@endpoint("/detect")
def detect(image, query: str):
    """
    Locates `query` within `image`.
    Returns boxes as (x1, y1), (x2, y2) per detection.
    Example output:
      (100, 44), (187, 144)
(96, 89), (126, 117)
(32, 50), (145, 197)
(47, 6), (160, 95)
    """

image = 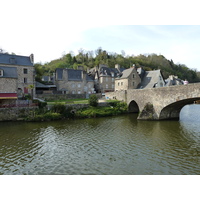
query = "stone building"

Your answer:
(165, 75), (183, 86)
(115, 65), (141, 91)
(88, 64), (125, 93)
(55, 68), (95, 95)
(0, 53), (35, 103)
(115, 65), (166, 91)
